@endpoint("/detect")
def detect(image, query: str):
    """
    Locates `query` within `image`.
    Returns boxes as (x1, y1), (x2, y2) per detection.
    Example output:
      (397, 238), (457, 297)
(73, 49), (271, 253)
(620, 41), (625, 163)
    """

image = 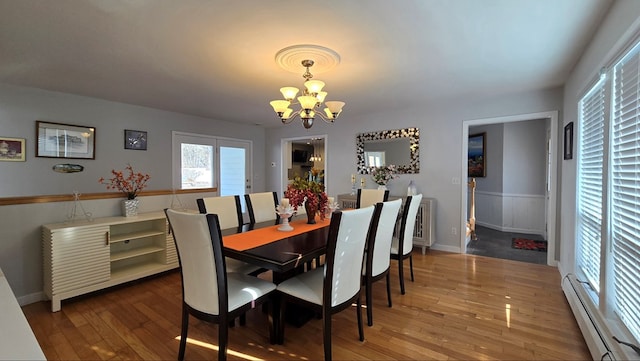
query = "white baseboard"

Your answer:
(430, 243), (460, 253)
(16, 291), (45, 306)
